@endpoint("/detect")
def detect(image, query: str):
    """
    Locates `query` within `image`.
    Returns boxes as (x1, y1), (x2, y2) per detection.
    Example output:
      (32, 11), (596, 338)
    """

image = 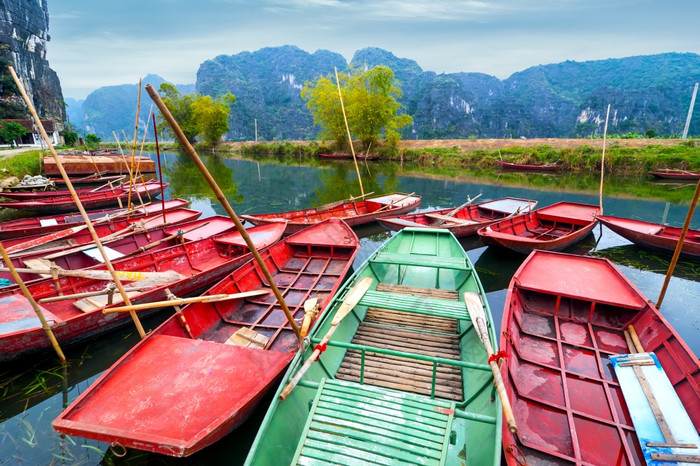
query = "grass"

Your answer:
(0, 150), (44, 178)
